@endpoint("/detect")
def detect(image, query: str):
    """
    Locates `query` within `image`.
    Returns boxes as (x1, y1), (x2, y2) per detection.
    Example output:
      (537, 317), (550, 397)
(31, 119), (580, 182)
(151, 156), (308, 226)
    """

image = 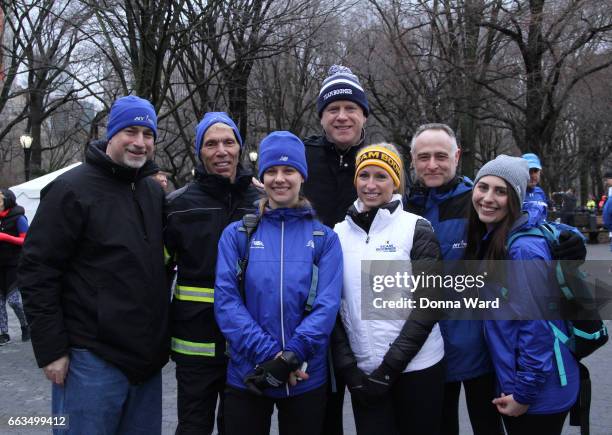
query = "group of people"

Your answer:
(14, 65), (592, 435)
